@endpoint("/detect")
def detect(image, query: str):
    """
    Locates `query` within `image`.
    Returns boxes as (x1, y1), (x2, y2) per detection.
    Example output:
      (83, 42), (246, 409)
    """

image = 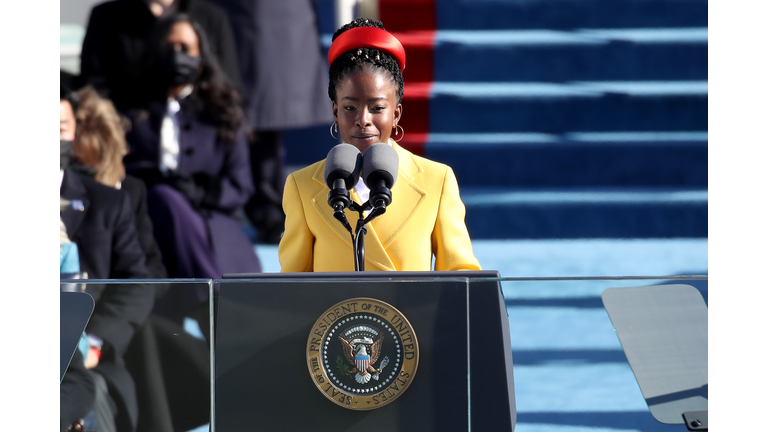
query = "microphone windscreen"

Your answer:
(362, 143), (399, 189)
(324, 143), (363, 190)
